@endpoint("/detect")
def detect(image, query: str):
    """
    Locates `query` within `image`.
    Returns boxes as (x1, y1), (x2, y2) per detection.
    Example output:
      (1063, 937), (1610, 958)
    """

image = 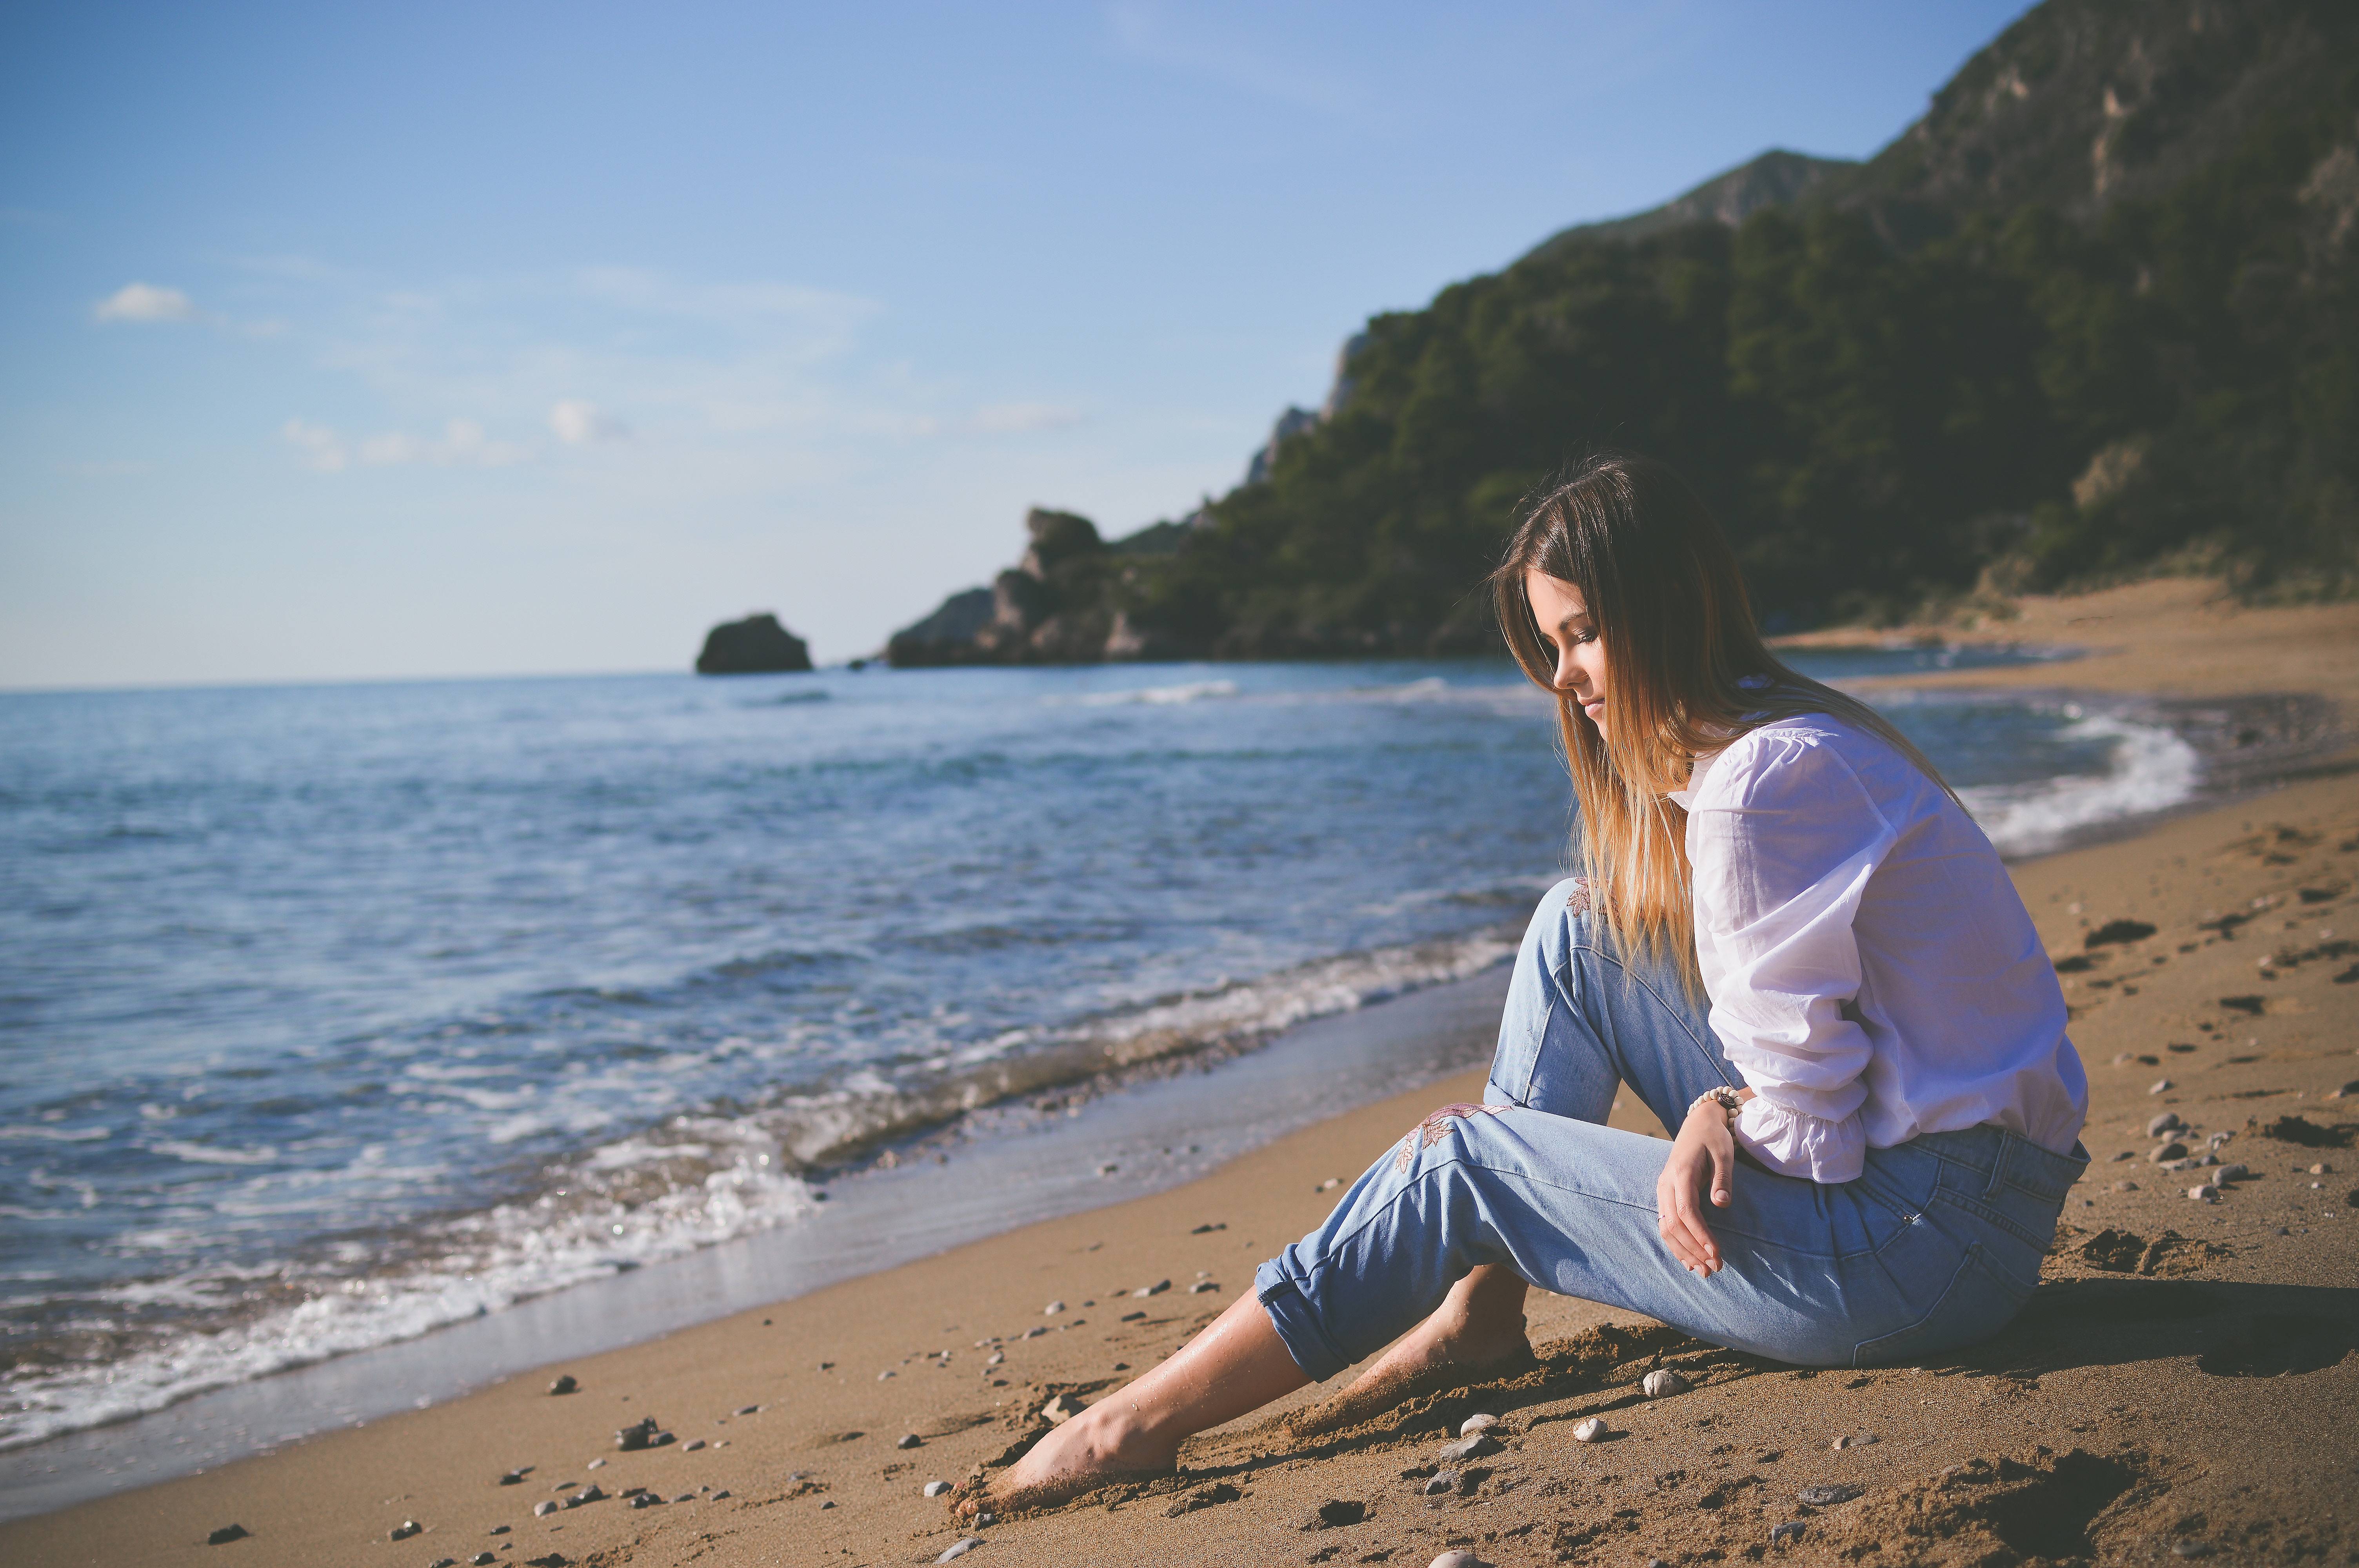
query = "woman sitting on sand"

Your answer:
(959, 451), (2088, 1517)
